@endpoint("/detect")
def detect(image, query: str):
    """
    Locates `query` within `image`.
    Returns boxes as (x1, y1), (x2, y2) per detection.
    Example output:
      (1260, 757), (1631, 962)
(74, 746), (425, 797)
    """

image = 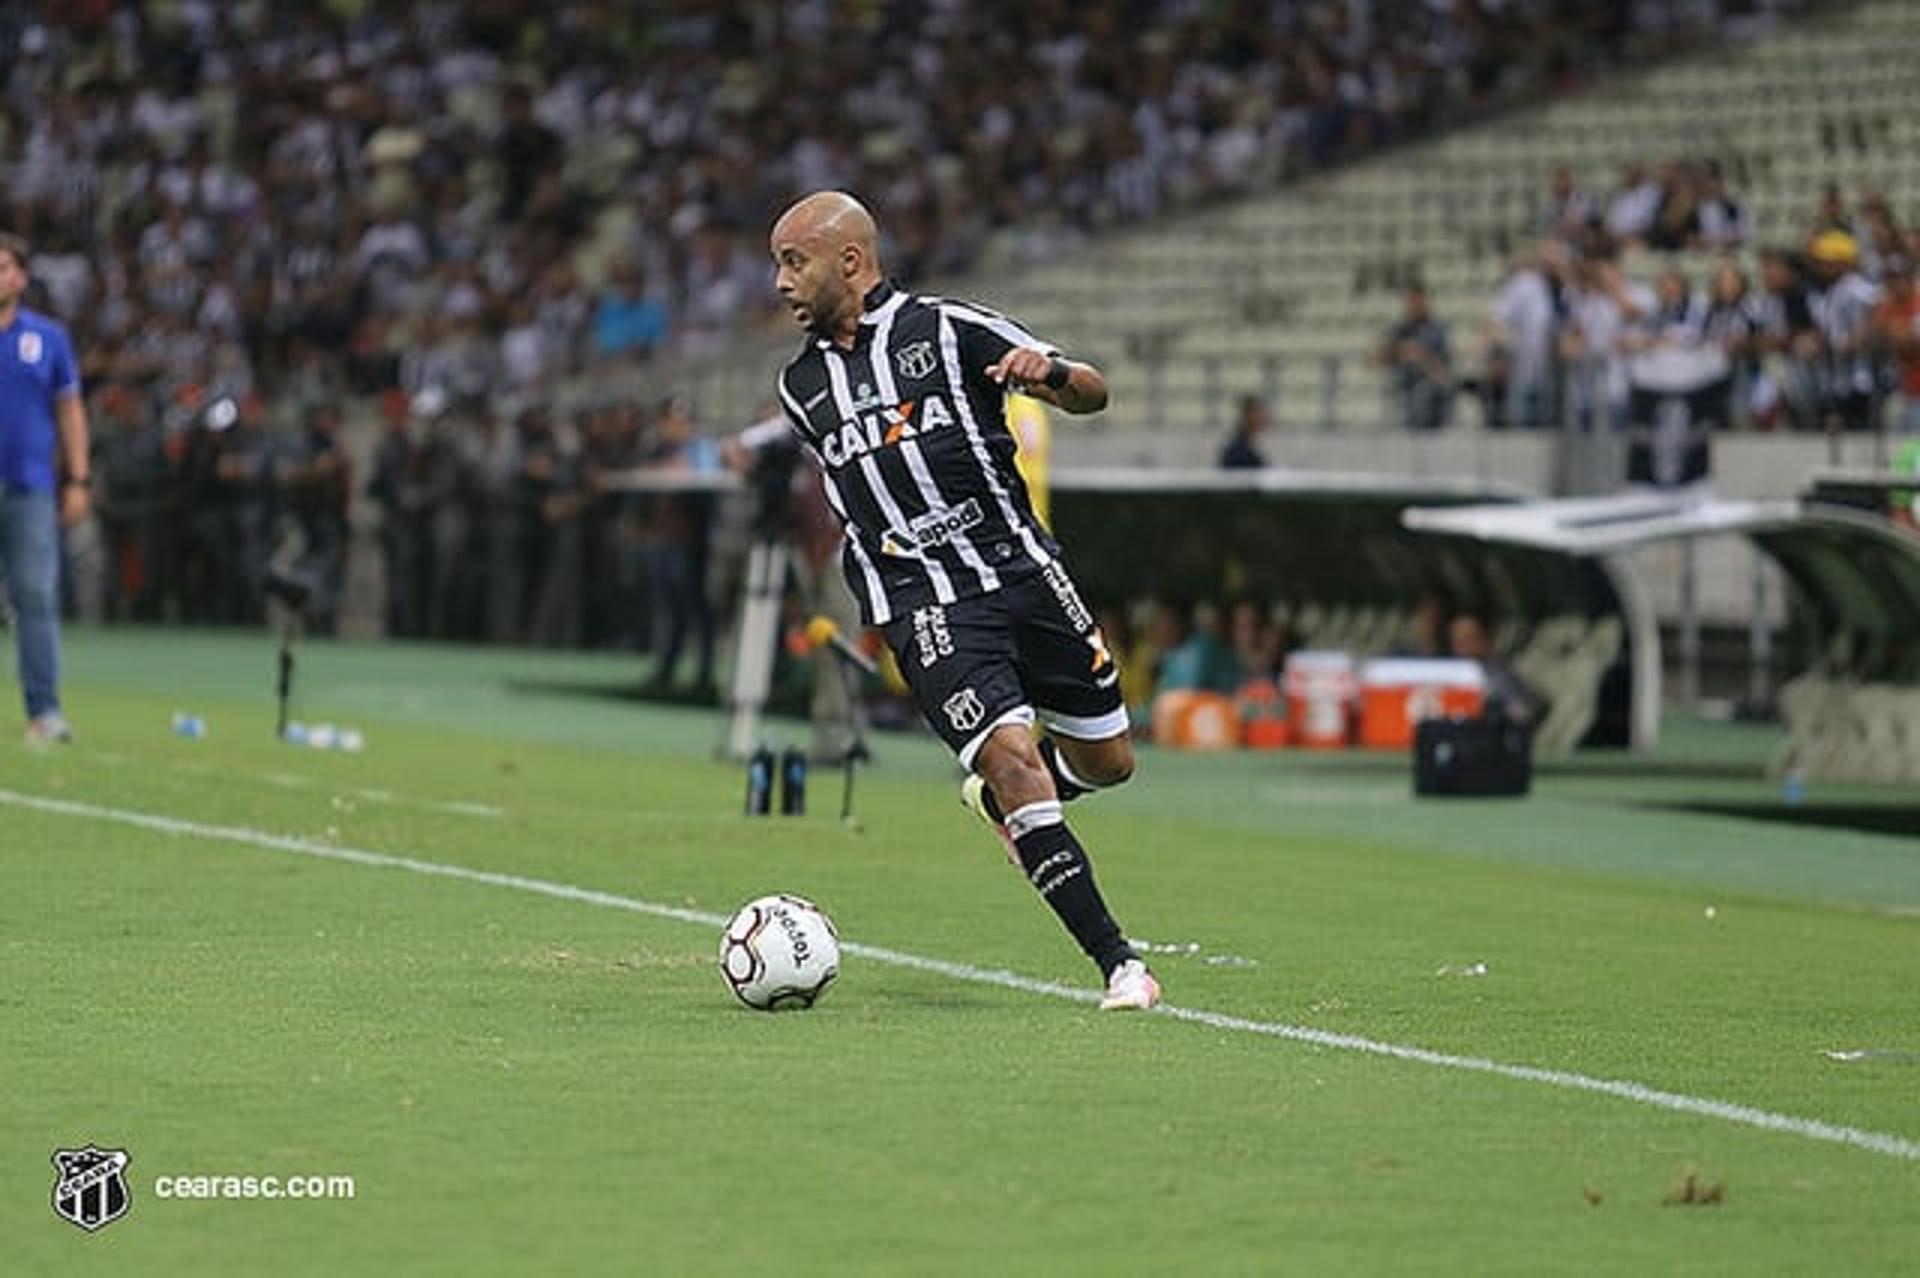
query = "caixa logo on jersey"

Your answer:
(52, 1145), (132, 1232)
(821, 394), (956, 469)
